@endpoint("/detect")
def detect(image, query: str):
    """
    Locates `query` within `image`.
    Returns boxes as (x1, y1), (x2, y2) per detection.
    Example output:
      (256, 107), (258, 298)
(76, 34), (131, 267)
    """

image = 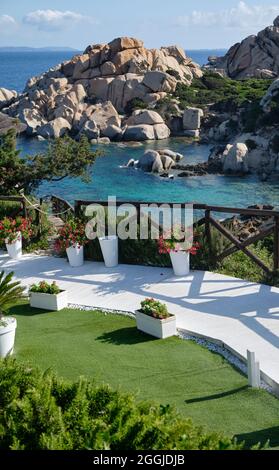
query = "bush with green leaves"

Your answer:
(29, 281), (61, 295)
(140, 298), (170, 319)
(0, 271), (25, 320)
(174, 72), (272, 112)
(0, 359), (243, 450)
